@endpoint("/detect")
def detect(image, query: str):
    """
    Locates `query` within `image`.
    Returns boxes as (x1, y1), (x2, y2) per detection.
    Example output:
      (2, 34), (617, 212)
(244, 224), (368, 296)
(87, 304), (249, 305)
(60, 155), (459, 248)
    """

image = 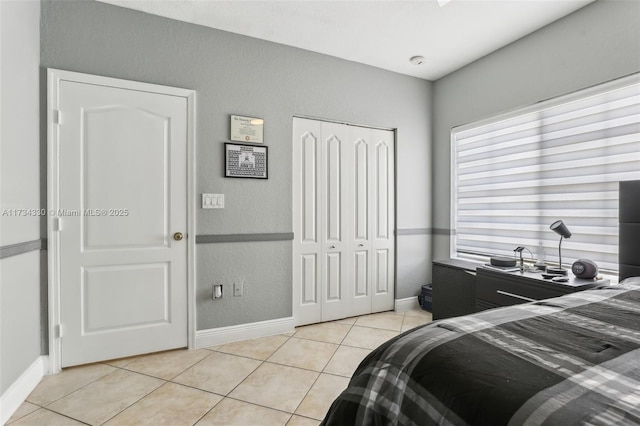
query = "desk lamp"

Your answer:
(548, 220), (571, 275)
